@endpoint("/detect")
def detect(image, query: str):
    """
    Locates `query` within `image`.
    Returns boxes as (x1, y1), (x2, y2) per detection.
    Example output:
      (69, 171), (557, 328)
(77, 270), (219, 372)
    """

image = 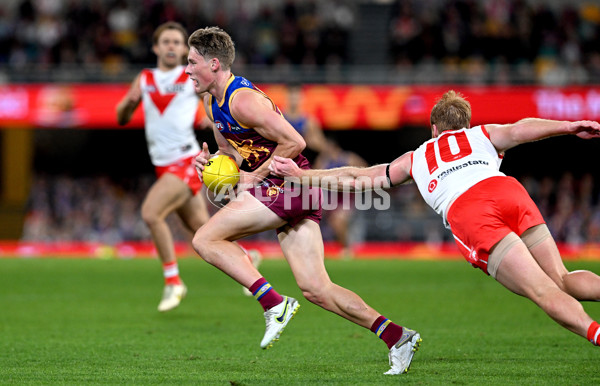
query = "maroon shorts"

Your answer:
(249, 174), (322, 233)
(447, 176), (544, 274)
